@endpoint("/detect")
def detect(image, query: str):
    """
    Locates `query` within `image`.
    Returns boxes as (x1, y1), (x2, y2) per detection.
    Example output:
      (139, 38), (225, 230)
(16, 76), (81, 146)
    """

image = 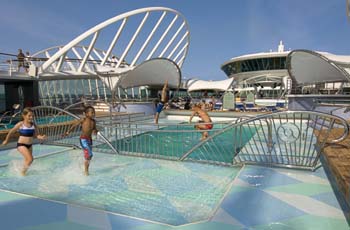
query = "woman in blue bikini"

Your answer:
(2, 107), (47, 175)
